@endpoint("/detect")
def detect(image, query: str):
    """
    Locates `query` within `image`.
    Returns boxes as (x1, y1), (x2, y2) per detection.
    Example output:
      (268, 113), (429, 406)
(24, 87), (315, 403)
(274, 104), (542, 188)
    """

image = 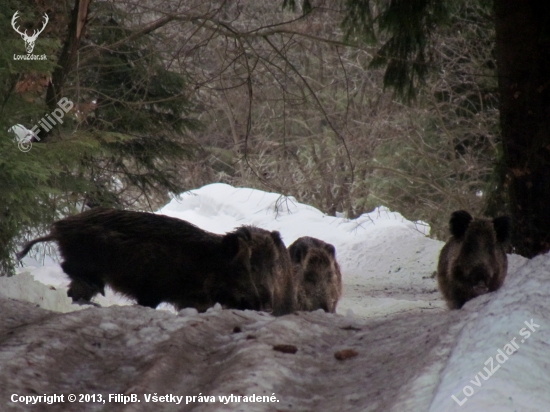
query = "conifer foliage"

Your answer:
(342, 0), (448, 100)
(0, 0), (198, 274)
